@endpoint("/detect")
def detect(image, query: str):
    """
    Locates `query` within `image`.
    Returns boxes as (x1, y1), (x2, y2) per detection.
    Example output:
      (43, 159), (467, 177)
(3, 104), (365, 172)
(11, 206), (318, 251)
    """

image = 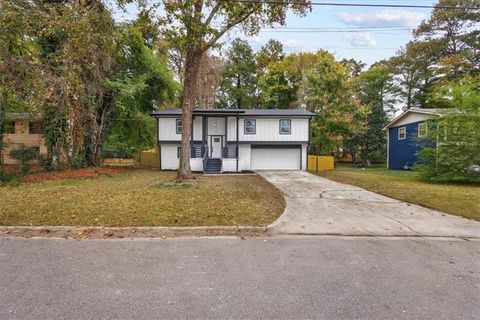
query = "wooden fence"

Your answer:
(307, 155), (334, 172)
(137, 147), (160, 168)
